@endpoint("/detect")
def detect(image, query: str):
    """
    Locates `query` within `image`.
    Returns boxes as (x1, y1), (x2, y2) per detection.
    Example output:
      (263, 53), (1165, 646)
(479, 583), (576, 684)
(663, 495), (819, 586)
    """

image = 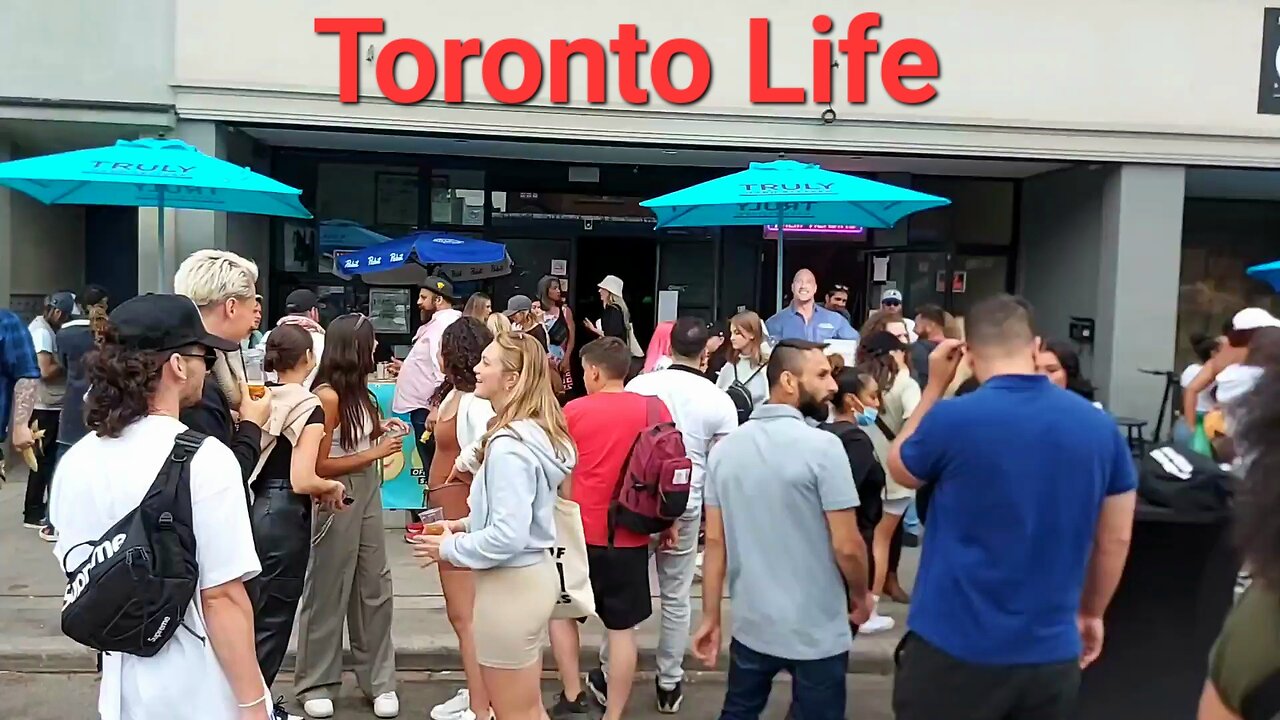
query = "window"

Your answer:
(431, 169), (486, 226)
